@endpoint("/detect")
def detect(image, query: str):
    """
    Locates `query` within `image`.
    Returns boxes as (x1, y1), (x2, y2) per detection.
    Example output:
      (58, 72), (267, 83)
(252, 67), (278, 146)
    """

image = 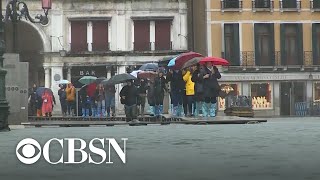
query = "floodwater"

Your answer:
(1, 118), (320, 180)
